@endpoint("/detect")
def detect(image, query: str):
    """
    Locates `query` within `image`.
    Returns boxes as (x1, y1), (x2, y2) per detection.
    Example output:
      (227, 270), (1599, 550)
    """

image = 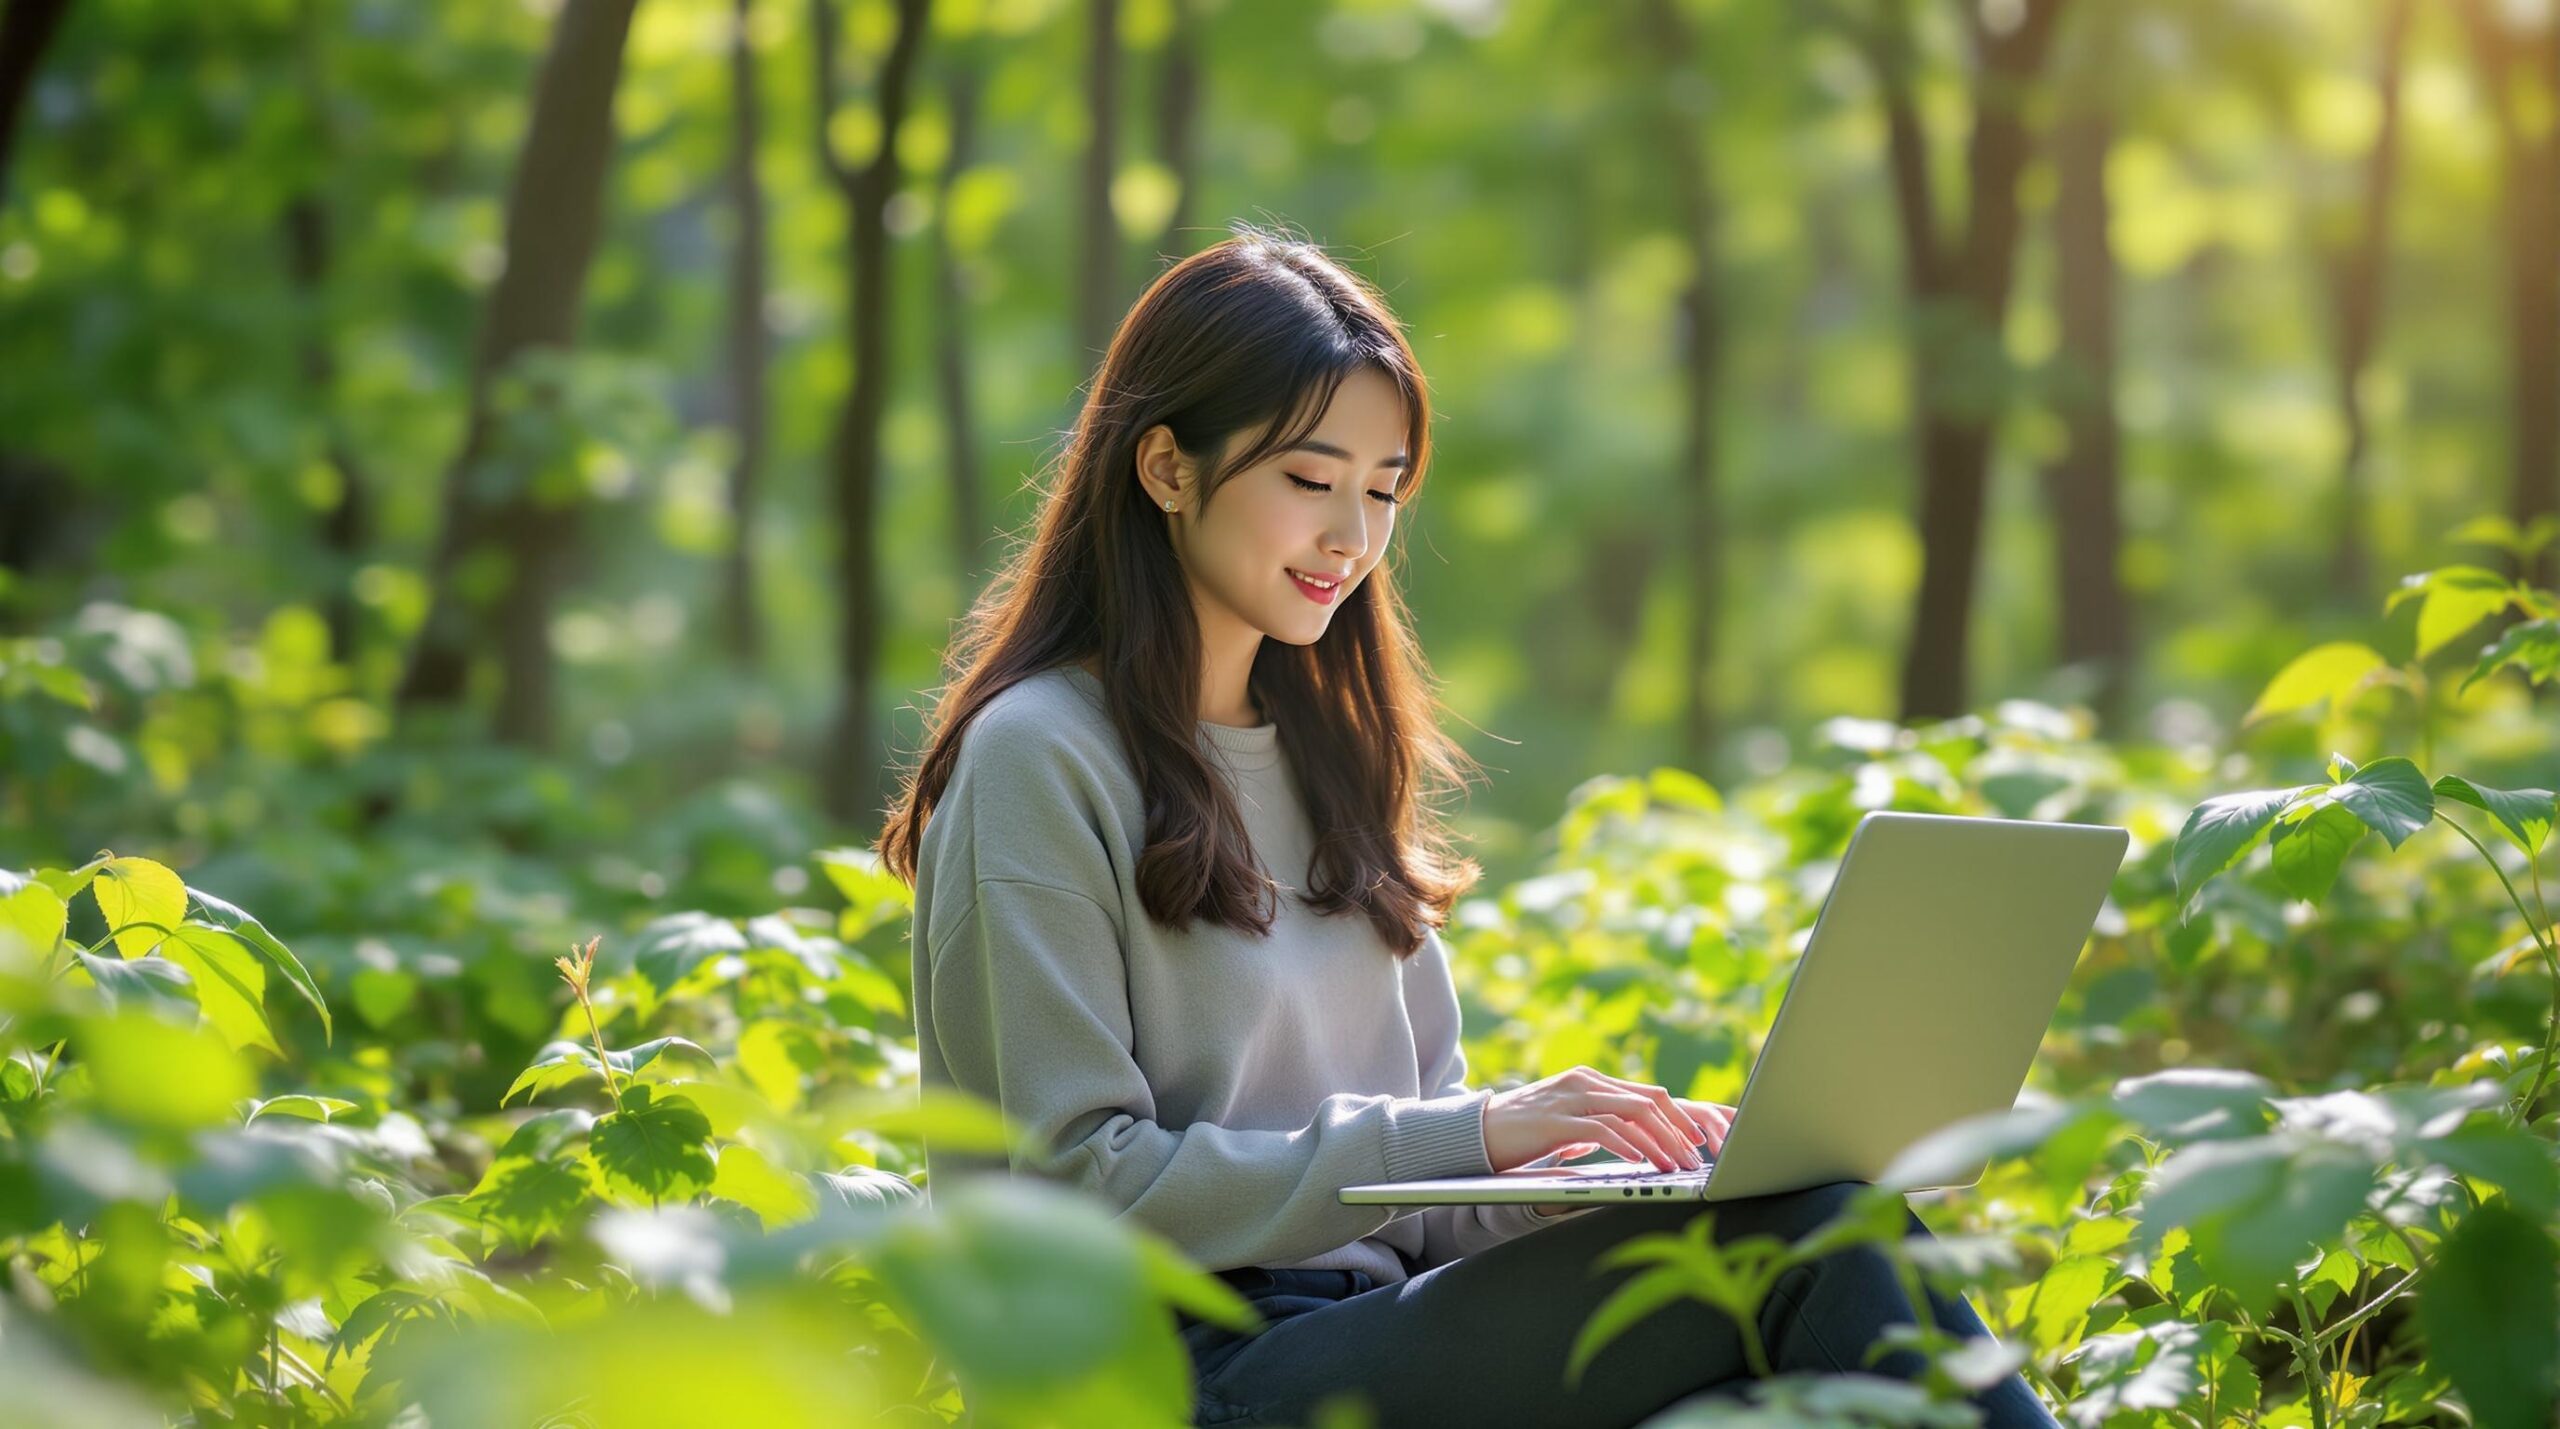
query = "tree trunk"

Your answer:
(720, 0), (769, 667)
(931, 53), (987, 586)
(2040, 107), (2131, 733)
(2455, 0), (2560, 594)
(394, 0), (640, 748)
(1074, 0), (1121, 370)
(1639, 0), (1726, 771)
(1154, 0), (1202, 253)
(1851, 0), (2068, 723)
(2326, 0), (2413, 604)
(282, 0), (374, 669)
(0, 0), (71, 199)
(812, 0), (930, 828)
